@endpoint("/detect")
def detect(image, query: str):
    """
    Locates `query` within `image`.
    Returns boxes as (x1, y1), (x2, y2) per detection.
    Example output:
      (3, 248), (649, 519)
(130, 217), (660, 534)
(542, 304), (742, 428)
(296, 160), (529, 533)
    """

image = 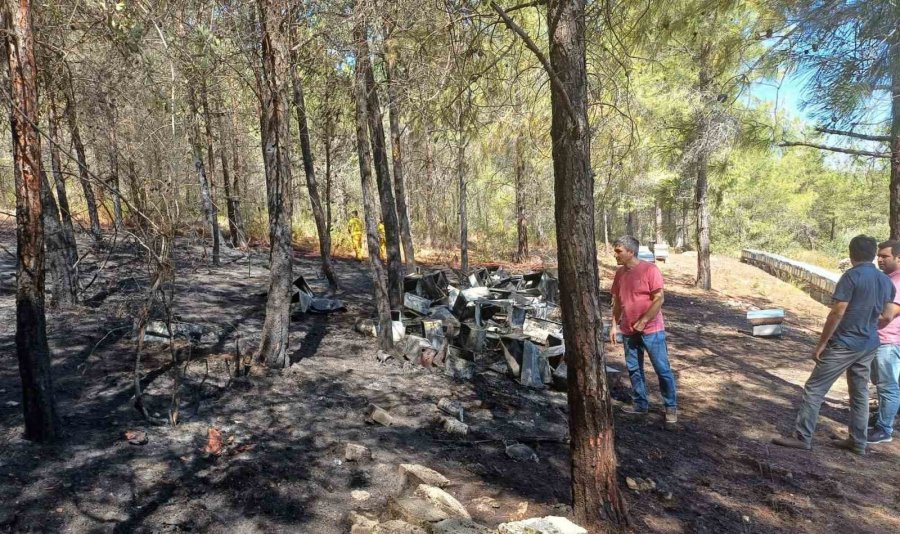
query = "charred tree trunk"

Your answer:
(103, 98), (122, 230)
(290, 45), (338, 290)
(360, 26), (403, 309)
(187, 84), (221, 266)
(3, 0), (61, 442)
(383, 22), (415, 268)
(62, 69), (101, 243)
(254, 0), (294, 368)
(514, 133), (528, 262)
(41, 172), (77, 307)
(354, 25), (392, 349)
(547, 0), (628, 530)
